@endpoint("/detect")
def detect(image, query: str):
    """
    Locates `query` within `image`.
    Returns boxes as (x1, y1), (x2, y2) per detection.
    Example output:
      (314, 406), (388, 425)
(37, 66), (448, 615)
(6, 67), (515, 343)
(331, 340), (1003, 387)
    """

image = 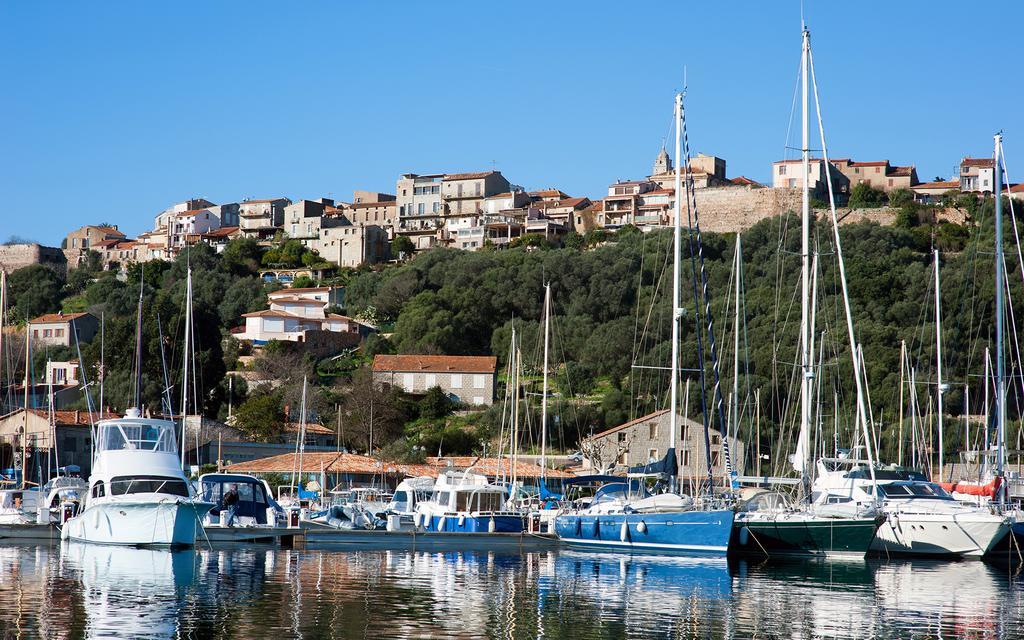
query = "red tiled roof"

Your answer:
(530, 189), (569, 198)
(889, 166), (915, 177)
(91, 226), (125, 237)
(177, 209), (210, 217)
(270, 296), (325, 304)
(225, 452), (414, 475)
(93, 239), (120, 249)
(241, 309), (305, 319)
(962, 157), (994, 168)
(913, 180), (959, 190)
(372, 354), (497, 374)
(426, 456), (573, 479)
(202, 226), (239, 238)
(730, 176), (762, 186)
(846, 160), (889, 167)
(29, 312), (90, 324)
(1009, 183), (1024, 193)
(282, 422), (334, 435)
(325, 313), (355, 320)
(17, 408), (119, 426)
(444, 171), (497, 181)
